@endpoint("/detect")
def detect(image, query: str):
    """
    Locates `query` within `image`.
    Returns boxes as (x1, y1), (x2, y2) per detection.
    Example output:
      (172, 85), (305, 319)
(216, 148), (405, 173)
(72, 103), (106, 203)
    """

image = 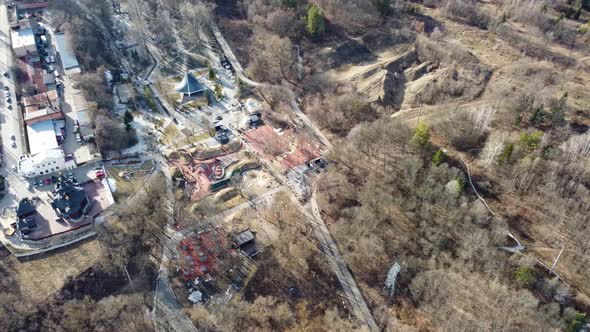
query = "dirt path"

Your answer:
(307, 183), (379, 331)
